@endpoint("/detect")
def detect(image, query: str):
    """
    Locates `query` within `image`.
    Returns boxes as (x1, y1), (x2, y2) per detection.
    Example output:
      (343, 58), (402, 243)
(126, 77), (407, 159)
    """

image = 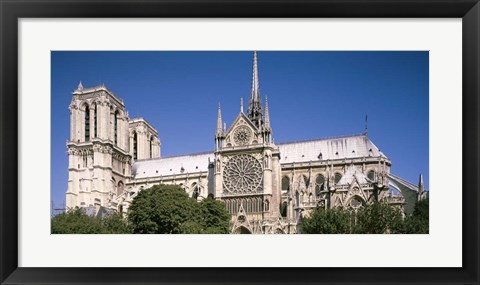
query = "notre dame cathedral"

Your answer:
(65, 52), (427, 234)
